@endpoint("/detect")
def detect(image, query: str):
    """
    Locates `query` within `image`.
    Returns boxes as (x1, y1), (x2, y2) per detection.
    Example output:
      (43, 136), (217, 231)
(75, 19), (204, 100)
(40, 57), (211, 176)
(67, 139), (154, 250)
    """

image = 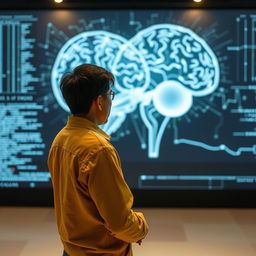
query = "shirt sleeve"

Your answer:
(87, 146), (148, 243)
